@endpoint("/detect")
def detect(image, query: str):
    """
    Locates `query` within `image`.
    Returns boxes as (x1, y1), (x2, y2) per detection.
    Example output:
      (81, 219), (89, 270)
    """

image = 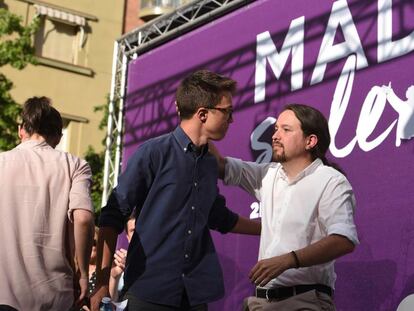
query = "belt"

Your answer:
(255, 284), (333, 301)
